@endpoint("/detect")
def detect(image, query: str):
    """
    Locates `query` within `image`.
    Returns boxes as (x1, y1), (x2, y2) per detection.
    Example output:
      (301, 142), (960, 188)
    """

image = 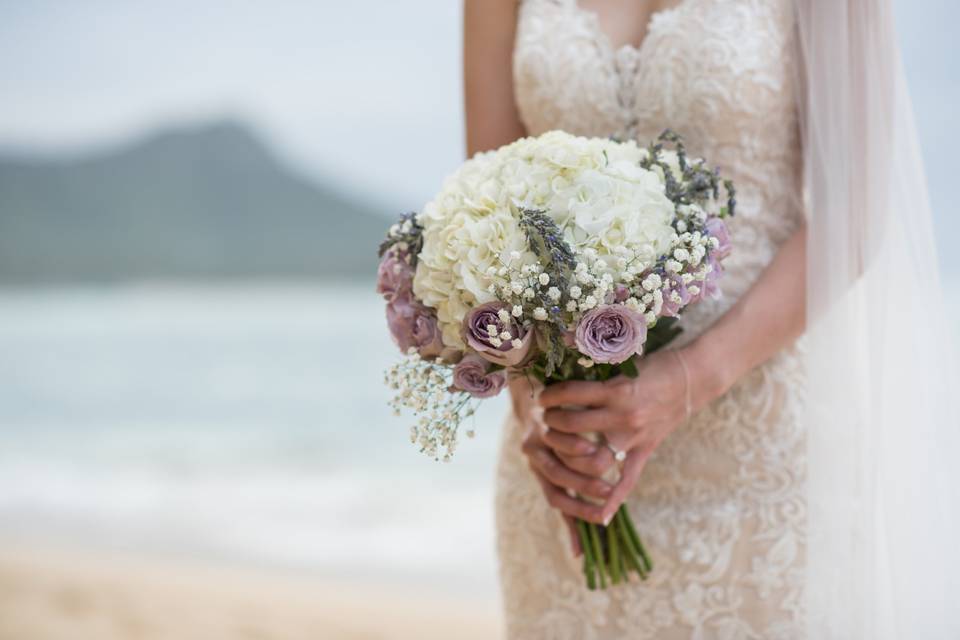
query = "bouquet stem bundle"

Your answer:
(535, 315), (681, 589)
(577, 508), (652, 589)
